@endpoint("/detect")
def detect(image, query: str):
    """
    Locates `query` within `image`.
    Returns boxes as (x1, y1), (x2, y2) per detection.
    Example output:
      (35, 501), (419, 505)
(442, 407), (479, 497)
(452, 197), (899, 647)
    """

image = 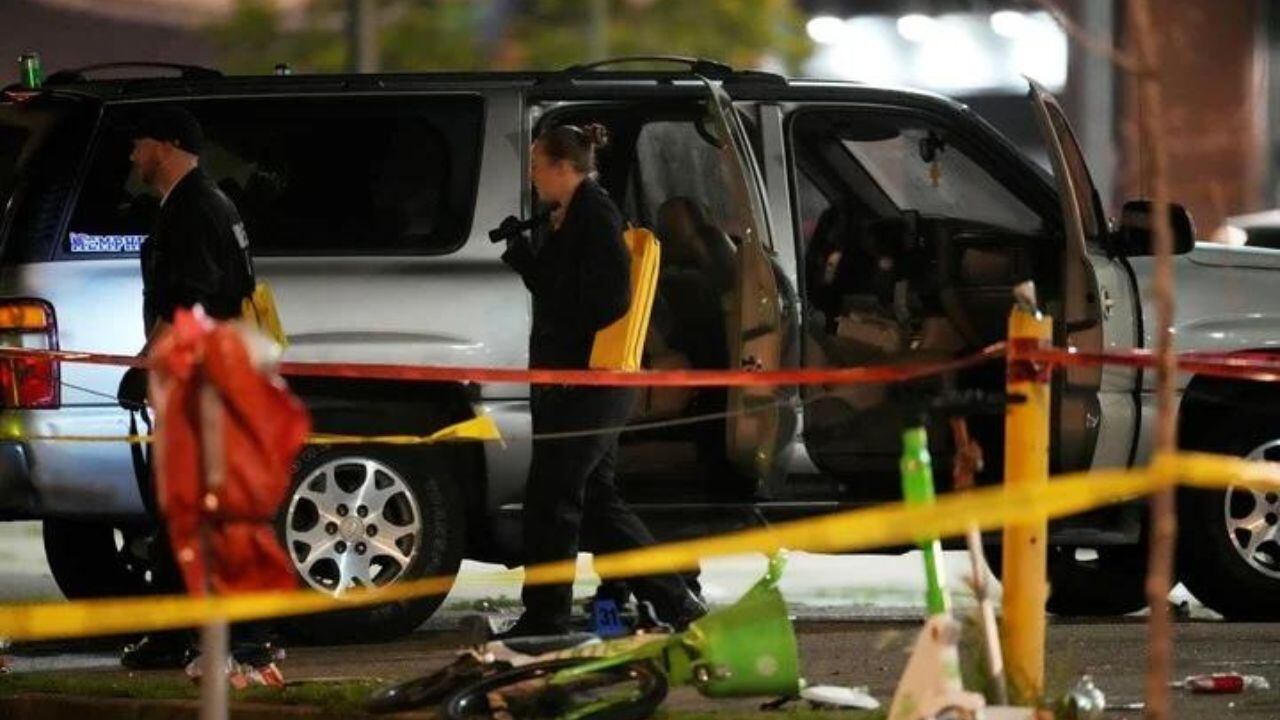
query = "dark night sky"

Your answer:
(1, 0), (215, 85)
